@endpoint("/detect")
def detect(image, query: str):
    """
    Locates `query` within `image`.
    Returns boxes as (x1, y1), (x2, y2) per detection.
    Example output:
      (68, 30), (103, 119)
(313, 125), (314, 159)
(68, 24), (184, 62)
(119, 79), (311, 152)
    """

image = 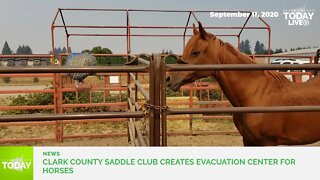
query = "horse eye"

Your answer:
(191, 51), (200, 57)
